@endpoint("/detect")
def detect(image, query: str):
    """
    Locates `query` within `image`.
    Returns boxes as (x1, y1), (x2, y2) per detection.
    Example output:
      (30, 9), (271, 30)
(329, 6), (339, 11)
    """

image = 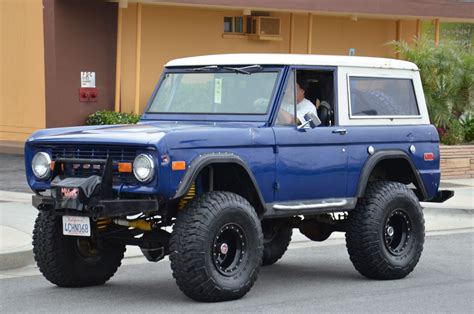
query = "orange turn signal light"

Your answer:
(50, 161), (63, 170)
(118, 162), (133, 173)
(172, 161), (186, 171)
